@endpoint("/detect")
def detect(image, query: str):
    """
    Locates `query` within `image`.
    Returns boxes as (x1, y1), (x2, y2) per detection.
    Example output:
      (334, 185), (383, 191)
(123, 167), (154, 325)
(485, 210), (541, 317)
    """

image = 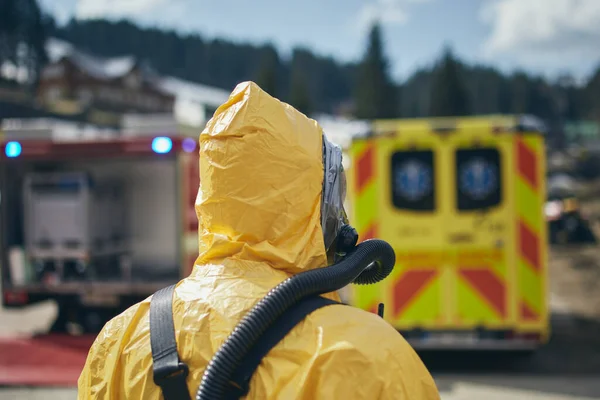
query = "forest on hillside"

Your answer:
(2, 0), (600, 125)
(47, 19), (600, 124)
